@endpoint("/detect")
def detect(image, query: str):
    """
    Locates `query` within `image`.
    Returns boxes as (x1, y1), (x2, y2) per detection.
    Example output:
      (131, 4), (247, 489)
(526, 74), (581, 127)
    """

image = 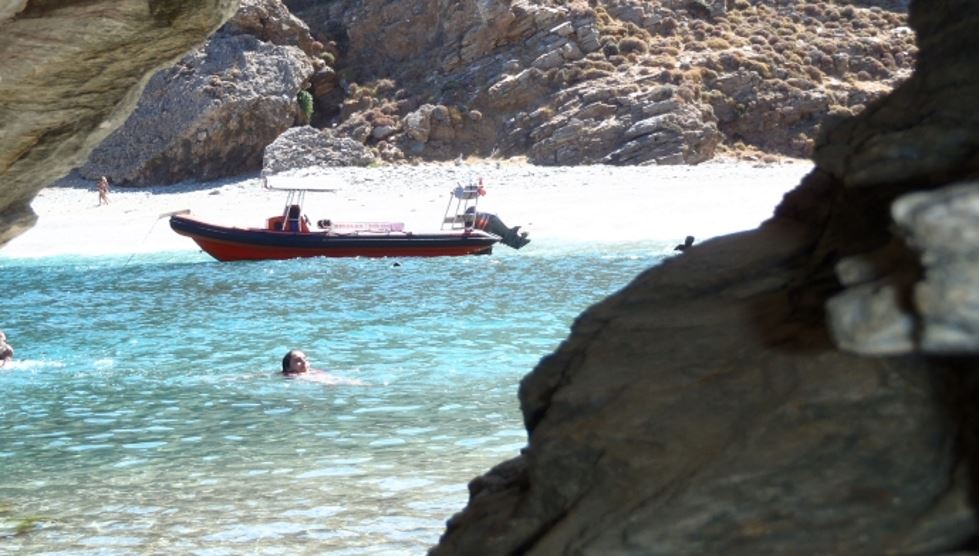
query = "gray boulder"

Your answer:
(224, 0), (324, 58)
(828, 182), (979, 354)
(81, 33), (312, 185)
(262, 126), (375, 175)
